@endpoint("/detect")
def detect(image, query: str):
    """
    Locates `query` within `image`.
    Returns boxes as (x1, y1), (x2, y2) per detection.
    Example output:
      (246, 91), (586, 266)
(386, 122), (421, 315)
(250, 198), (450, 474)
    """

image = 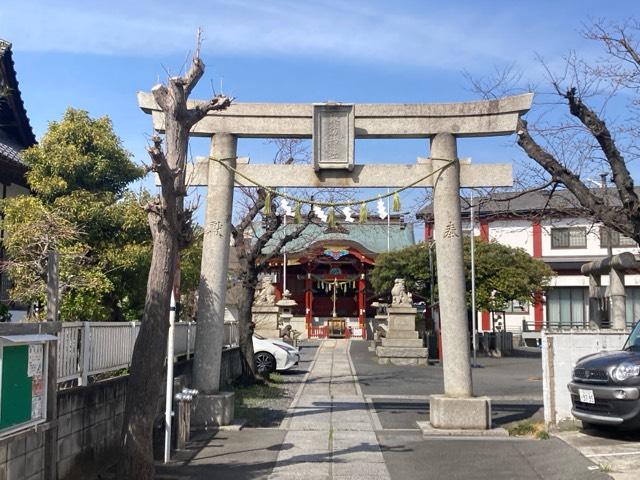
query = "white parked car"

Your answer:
(253, 334), (300, 374)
